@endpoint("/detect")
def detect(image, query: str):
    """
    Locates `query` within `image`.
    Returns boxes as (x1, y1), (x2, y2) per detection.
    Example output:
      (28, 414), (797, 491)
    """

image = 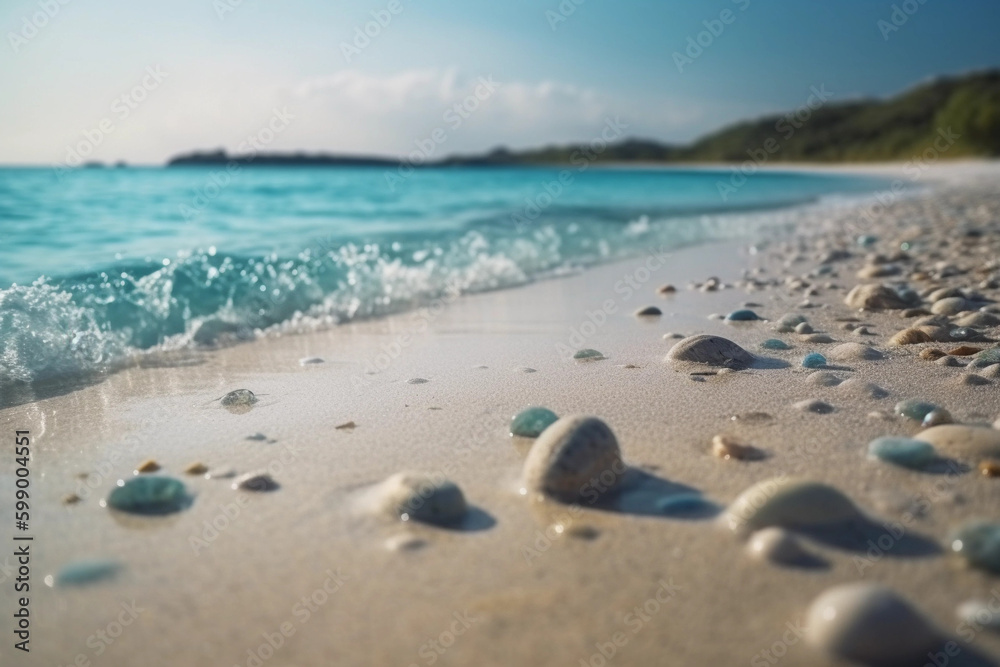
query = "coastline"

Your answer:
(4, 160), (1000, 665)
